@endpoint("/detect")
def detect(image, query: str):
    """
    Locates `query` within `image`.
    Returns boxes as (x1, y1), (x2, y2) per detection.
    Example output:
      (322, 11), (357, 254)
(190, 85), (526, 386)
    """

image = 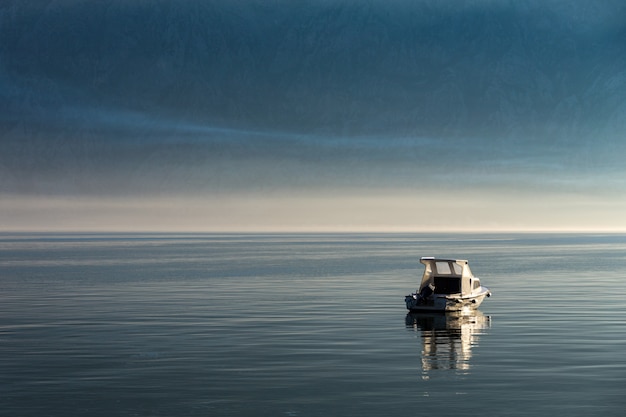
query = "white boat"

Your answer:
(405, 257), (491, 312)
